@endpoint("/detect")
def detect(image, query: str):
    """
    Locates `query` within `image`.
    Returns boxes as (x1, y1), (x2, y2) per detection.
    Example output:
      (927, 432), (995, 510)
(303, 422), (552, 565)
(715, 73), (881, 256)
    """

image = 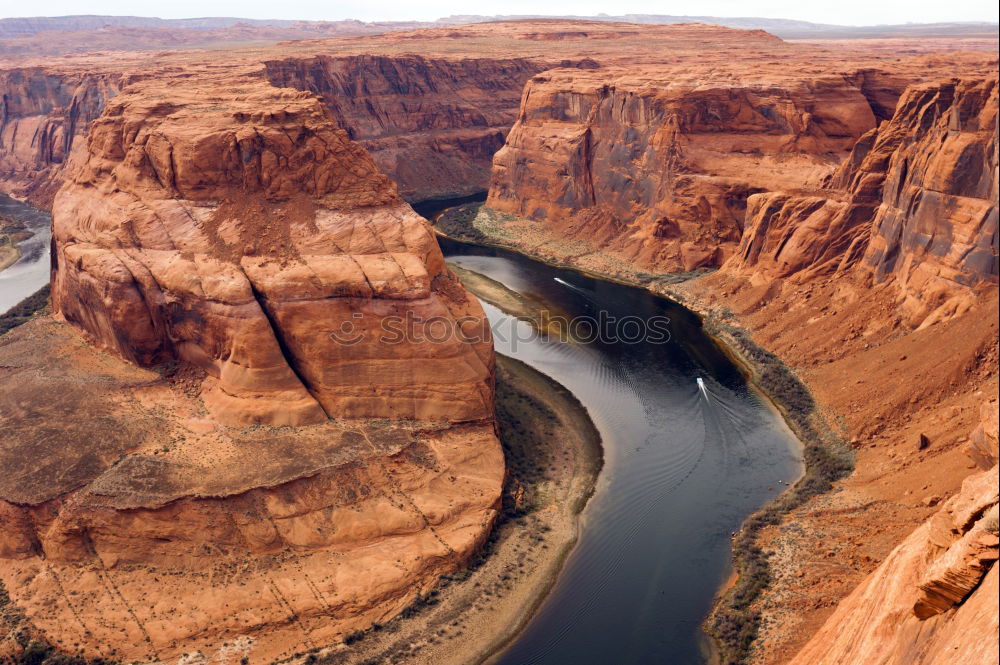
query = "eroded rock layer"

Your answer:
(729, 77), (998, 328)
(51, 75), (494, 427)
(787, 464), (998, 665)
(264, 54), (553, 202)
(7, 21), (993, 213)
(486, 67), (879, 271)
(0, 68), (125, 206)
(0, 316), (502, 662)
(675, 76), (997, 664)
